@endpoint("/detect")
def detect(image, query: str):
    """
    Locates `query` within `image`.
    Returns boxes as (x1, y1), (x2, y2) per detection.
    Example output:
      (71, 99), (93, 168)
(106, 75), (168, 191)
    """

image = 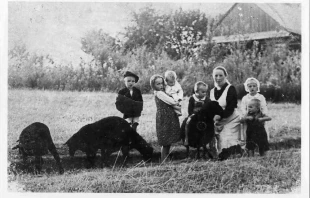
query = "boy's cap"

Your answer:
(124, 71), (139, 83)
